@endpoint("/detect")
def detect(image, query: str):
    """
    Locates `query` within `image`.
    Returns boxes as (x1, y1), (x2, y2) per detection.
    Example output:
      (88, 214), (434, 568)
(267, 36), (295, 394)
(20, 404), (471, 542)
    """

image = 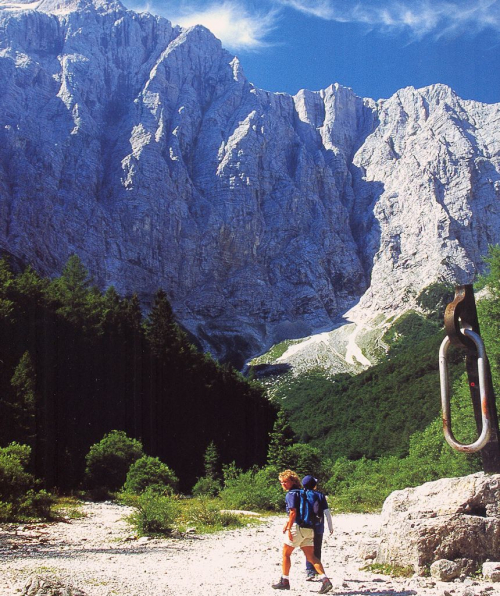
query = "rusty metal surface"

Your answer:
(440, 284), (500, 472)
(443, 285), (480, 351)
